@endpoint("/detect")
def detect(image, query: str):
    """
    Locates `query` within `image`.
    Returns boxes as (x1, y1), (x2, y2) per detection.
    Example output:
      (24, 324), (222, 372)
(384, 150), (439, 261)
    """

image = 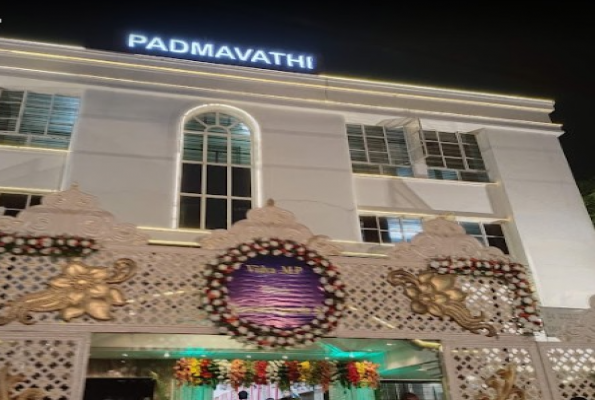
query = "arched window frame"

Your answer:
(175, 105), (261, 230)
